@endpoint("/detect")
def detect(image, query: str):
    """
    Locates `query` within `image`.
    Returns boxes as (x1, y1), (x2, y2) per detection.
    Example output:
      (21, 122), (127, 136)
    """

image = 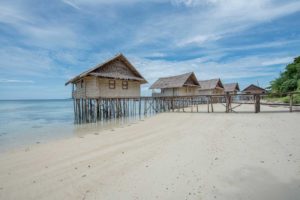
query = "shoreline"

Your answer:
(0, 105), (299, 199)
